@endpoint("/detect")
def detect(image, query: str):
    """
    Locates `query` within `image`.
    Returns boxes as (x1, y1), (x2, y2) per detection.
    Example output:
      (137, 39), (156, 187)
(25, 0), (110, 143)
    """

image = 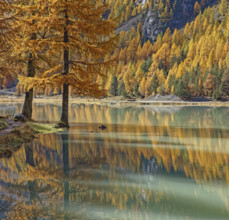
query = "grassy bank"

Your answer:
(0, 117), (63, 158)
